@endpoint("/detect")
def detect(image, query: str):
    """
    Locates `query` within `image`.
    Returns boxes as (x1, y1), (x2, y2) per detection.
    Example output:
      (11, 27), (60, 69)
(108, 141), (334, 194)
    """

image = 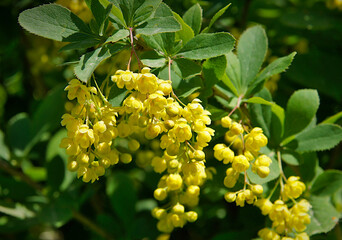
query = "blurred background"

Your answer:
(0, 0), (341, 239)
